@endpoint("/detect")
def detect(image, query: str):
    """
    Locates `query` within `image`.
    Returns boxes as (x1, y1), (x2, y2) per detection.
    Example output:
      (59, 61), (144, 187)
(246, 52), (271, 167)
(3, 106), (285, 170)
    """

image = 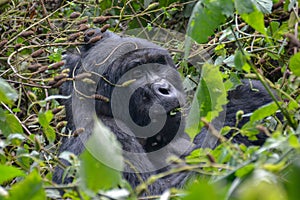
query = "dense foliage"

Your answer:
(0, 0), (299, 199)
